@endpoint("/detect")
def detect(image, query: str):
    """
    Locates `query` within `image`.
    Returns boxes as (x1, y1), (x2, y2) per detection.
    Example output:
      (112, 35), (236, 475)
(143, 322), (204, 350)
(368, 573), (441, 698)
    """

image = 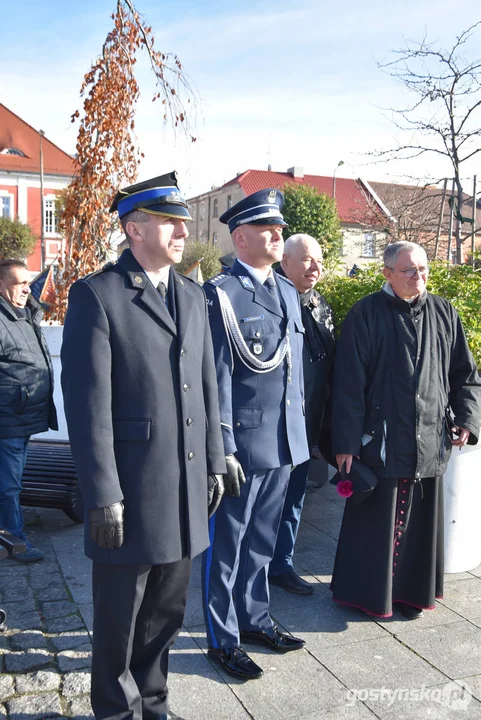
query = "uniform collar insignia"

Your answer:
(128, 271), (147, 288)
(239, 276), (255, 290)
